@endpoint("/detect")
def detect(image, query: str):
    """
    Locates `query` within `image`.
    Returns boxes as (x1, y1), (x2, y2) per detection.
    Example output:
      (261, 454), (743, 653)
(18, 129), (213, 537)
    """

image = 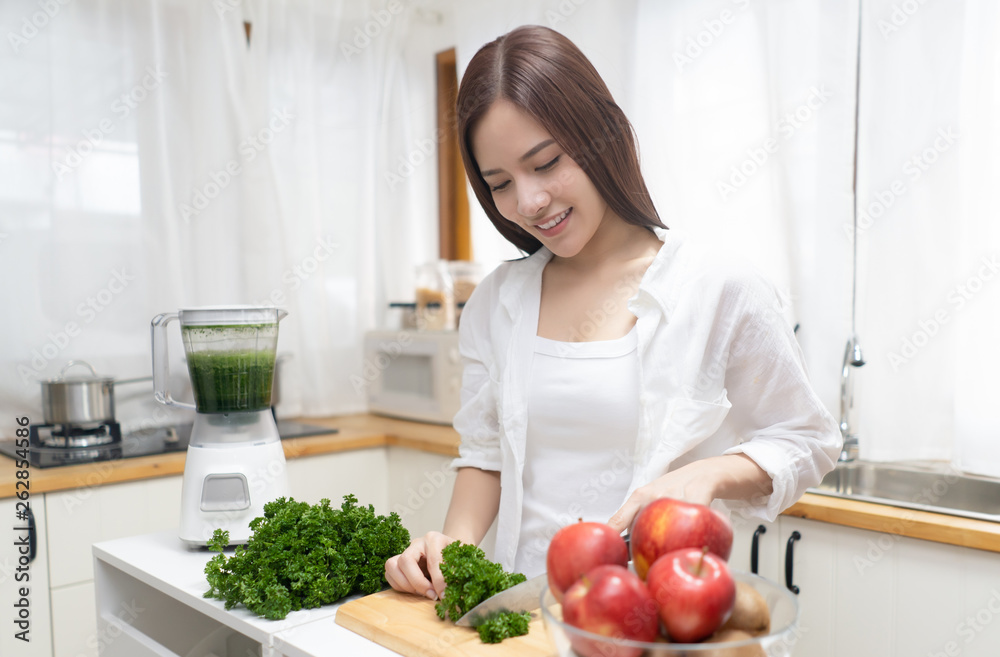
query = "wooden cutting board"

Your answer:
(335, 589), (556, 656)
